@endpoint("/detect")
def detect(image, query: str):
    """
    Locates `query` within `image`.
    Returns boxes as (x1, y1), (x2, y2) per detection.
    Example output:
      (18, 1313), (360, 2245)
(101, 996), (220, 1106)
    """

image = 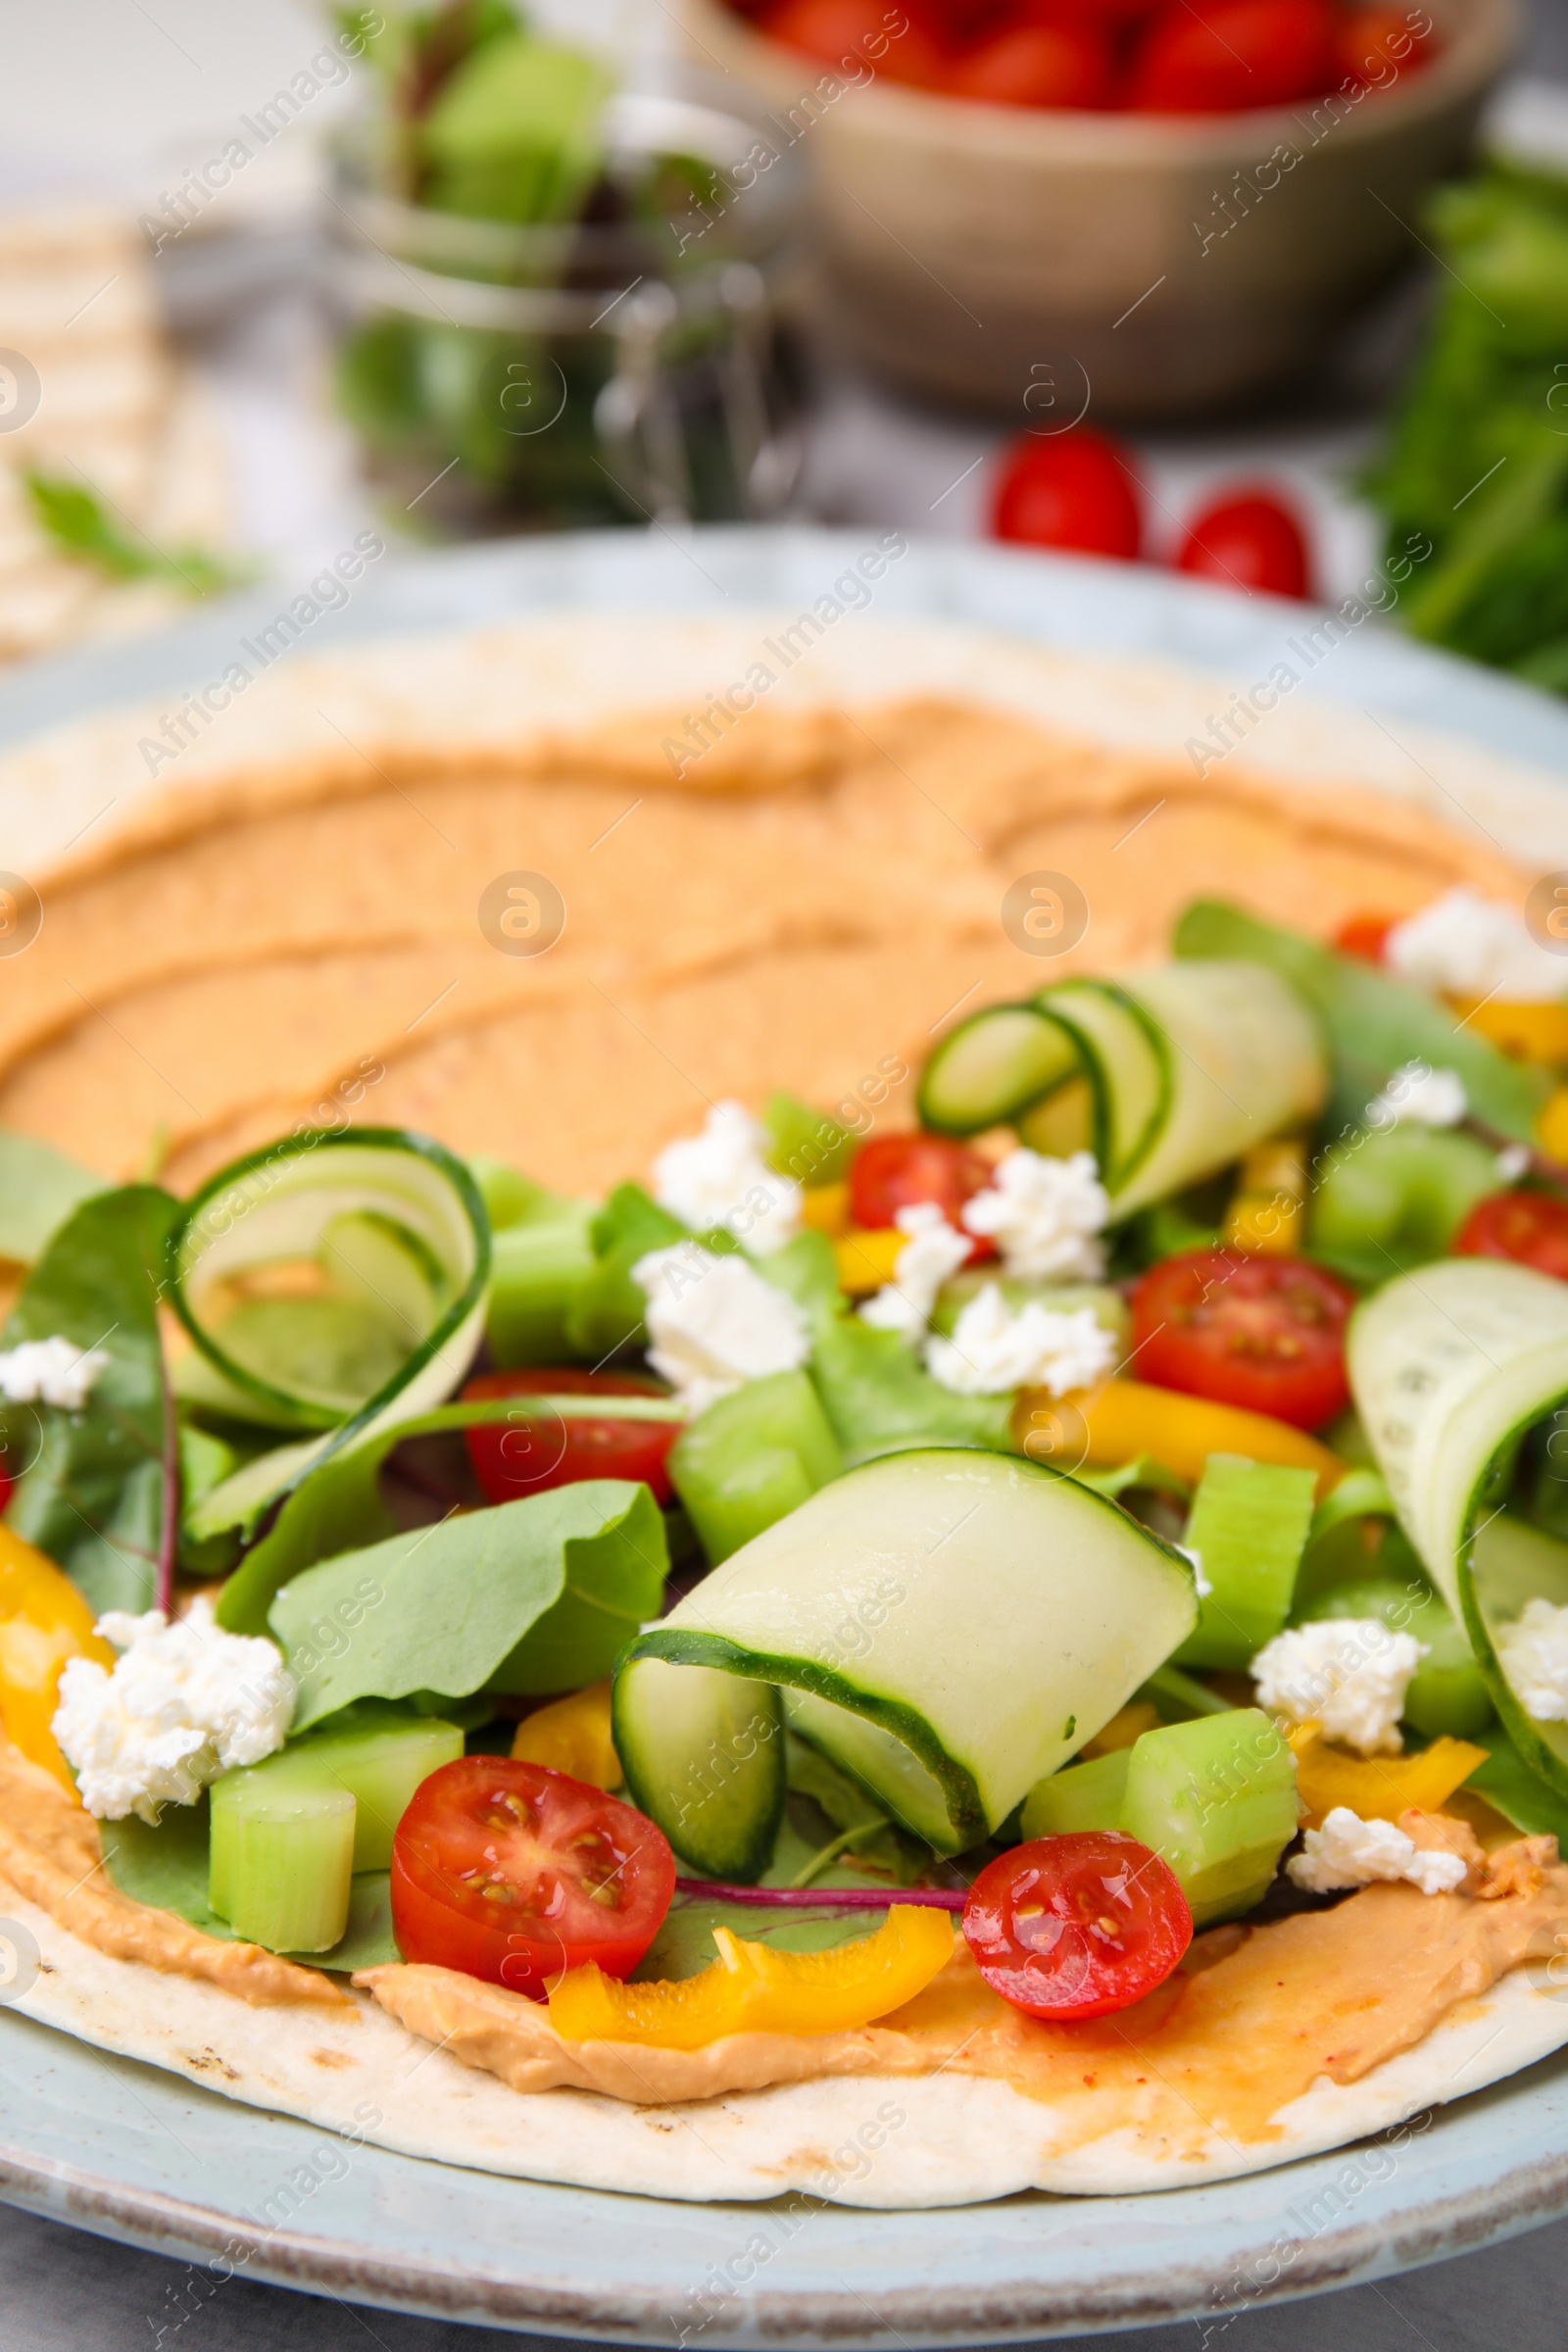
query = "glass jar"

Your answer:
(325, 69), (808, 535)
